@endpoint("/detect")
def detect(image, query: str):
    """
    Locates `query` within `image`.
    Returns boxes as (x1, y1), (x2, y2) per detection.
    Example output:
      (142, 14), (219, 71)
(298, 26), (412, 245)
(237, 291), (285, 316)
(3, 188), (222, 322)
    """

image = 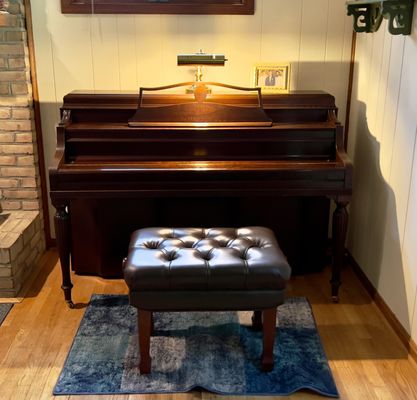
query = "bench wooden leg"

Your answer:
(138, 310), (152, 374)
(261, 307), (277, 371)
